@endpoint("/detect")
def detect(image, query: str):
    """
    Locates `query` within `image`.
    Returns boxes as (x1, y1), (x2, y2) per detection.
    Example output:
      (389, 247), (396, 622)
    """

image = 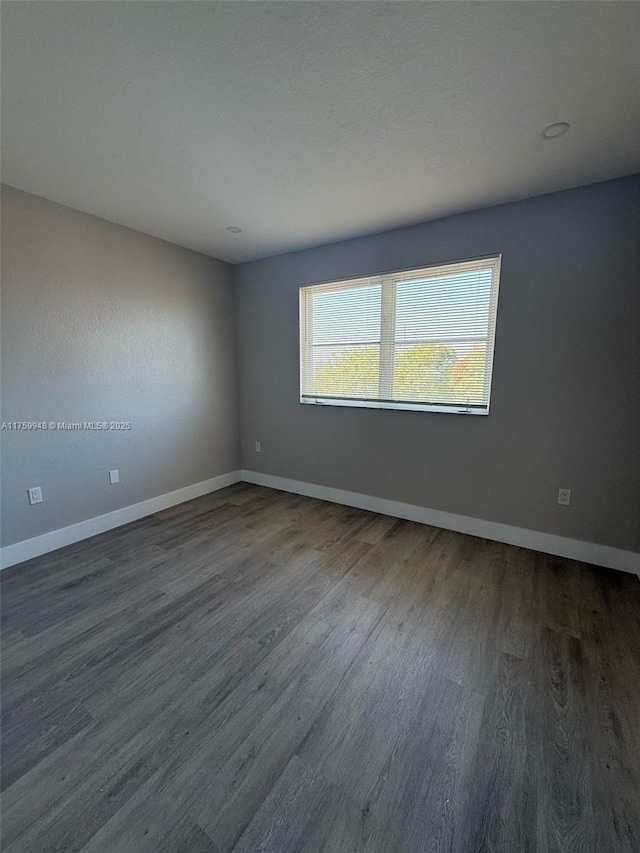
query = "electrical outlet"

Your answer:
(28, 486), (43, 505)
(558, 488), (571, 506)
(255, 441), (261, 453)
(109, 469), (120, 485)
